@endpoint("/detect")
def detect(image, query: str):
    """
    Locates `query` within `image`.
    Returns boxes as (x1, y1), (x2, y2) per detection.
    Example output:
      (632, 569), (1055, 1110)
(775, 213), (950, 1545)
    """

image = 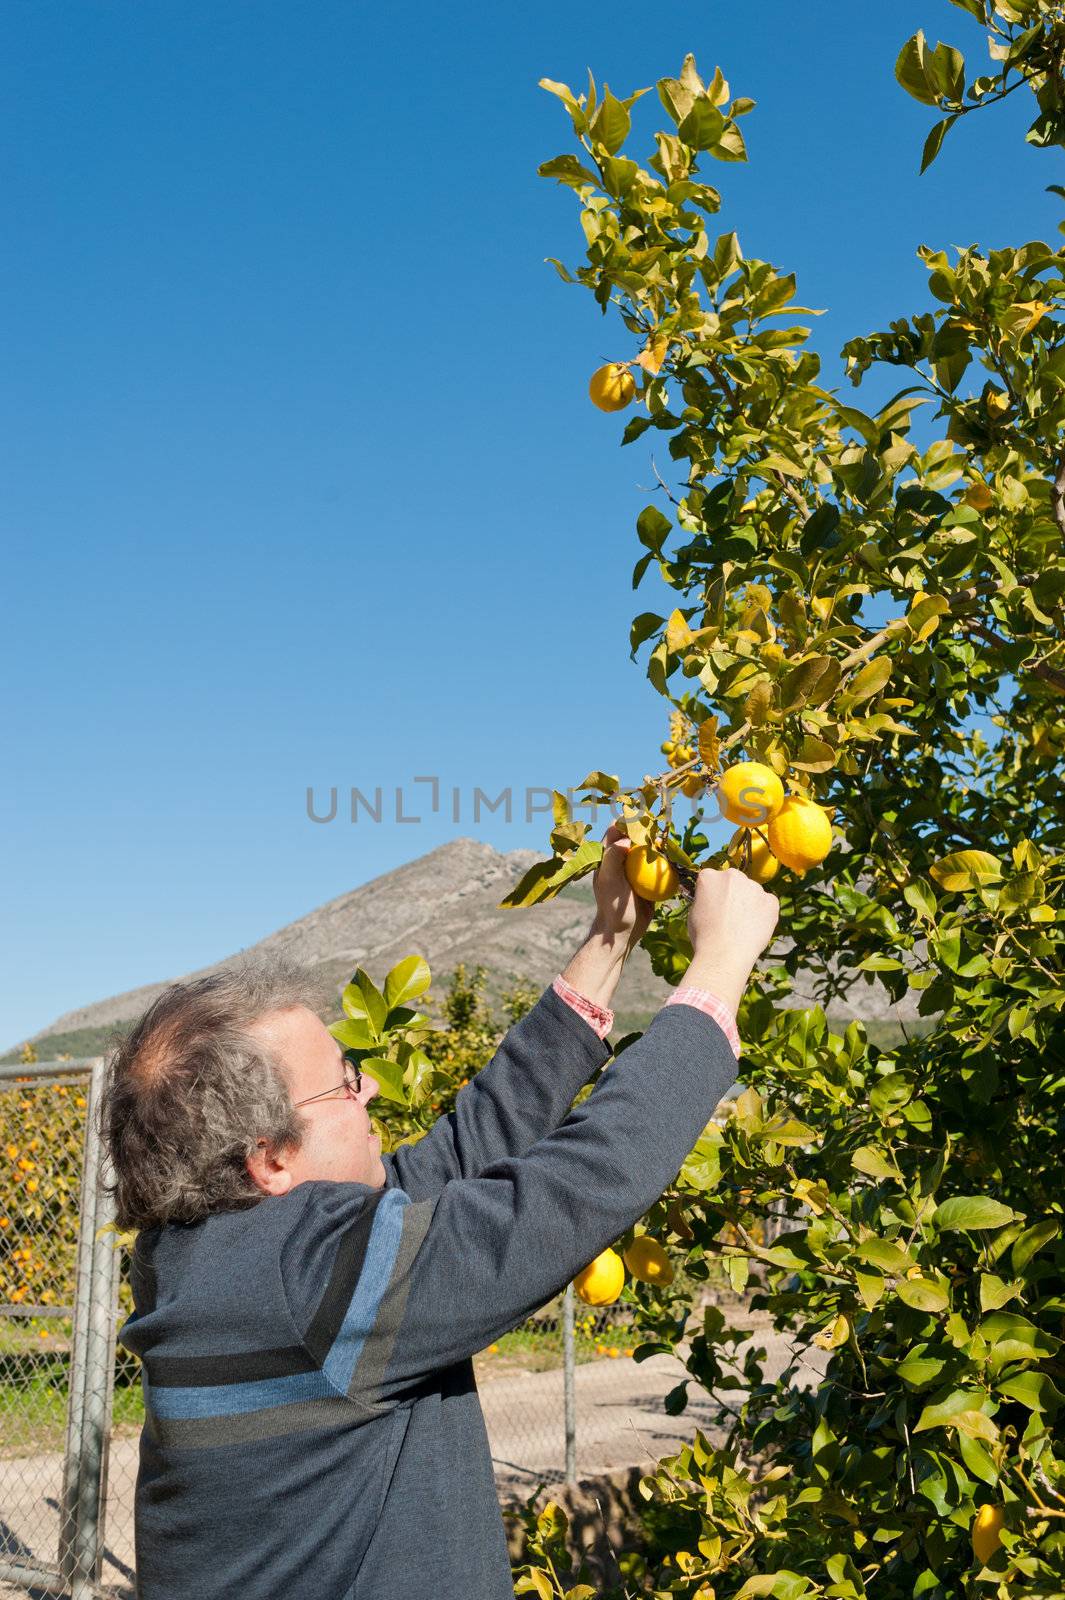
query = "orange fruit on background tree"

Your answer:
(624, 843), (680, 903)
(766, 794), (834, 875)
(589, 362), (636, 411)
(573, 1247), (625, 1306)
(717, 761), (785, 827)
